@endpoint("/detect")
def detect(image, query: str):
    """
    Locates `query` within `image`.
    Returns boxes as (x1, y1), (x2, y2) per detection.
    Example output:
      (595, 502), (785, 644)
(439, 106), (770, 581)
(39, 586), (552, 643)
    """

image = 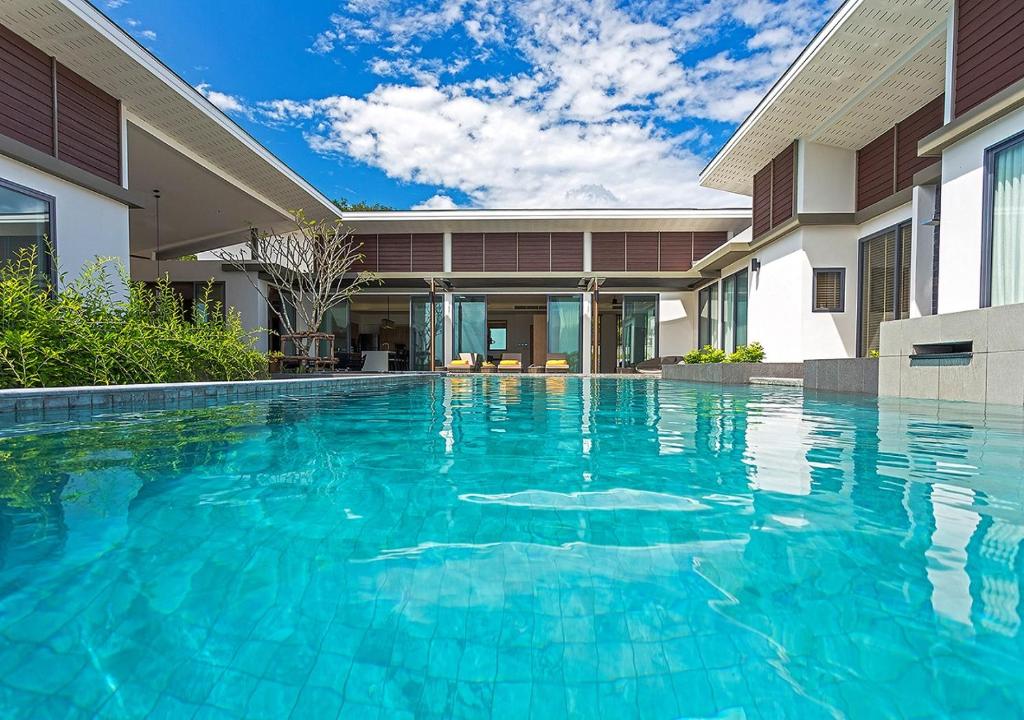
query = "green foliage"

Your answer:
(684, 342), (766, 364)
(725, 342), (766, 364)
(333, 198), (395, 212)
(684, 345), (727, 364)
(0, 249), (267, 389)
